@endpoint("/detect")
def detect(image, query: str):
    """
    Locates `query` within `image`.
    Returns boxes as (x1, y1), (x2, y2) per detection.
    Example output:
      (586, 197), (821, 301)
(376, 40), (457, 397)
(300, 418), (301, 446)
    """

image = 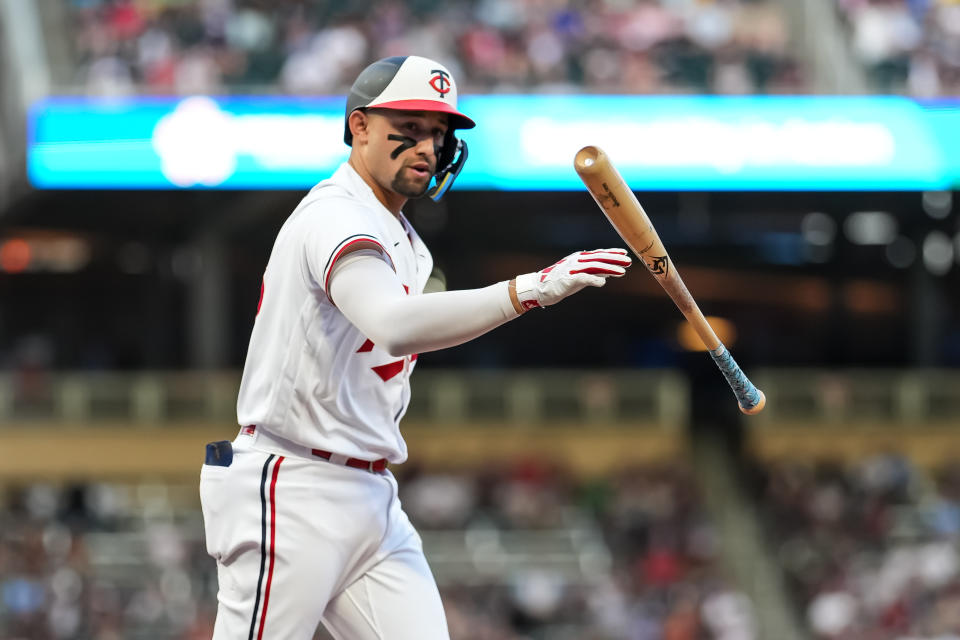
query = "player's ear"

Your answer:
(348, 110), (370, 145)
